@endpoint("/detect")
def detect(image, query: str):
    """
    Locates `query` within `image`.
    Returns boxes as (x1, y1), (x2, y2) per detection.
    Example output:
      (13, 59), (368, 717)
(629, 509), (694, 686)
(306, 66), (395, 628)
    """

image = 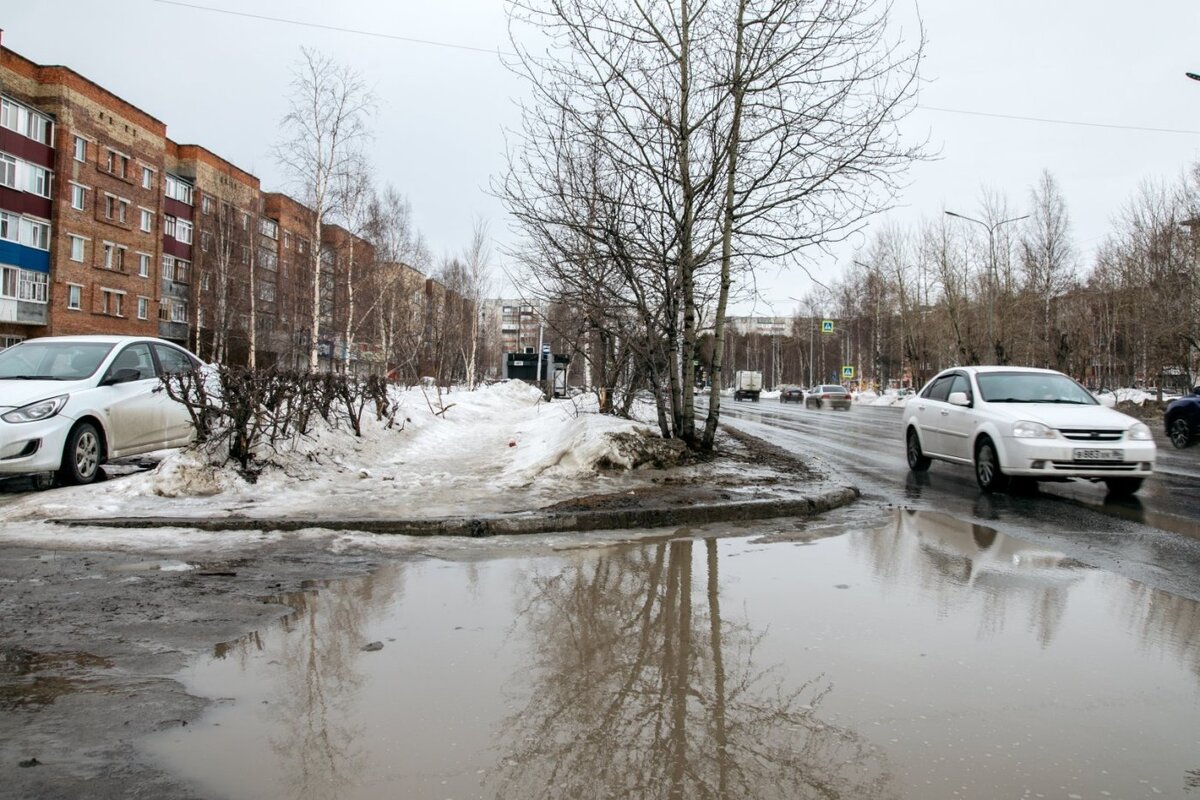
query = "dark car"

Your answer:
(1164, 385), (1200, 449)
(780, 387), (804, 404)
(805, 384), (851, 410)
